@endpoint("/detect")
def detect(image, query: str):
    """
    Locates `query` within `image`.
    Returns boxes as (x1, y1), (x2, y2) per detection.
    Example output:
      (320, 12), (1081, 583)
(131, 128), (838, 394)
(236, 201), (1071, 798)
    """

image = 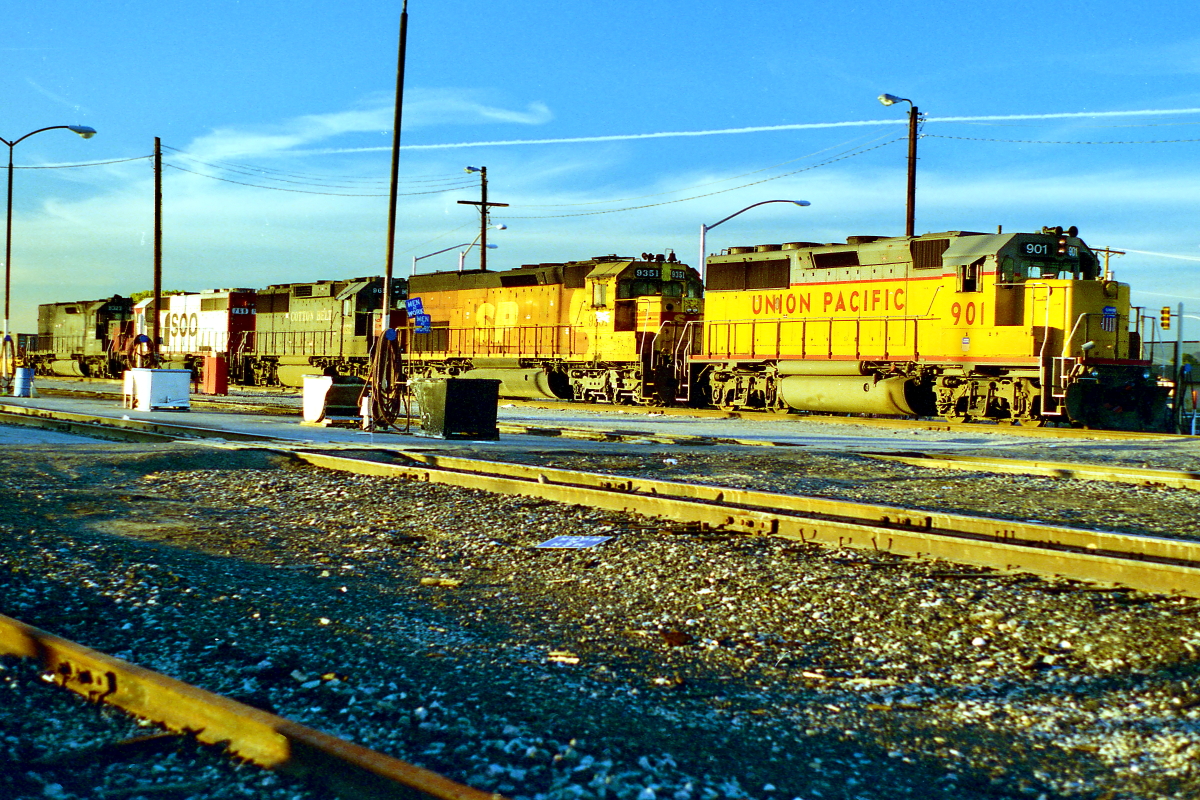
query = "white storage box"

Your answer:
(122, 369), (191, 411)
